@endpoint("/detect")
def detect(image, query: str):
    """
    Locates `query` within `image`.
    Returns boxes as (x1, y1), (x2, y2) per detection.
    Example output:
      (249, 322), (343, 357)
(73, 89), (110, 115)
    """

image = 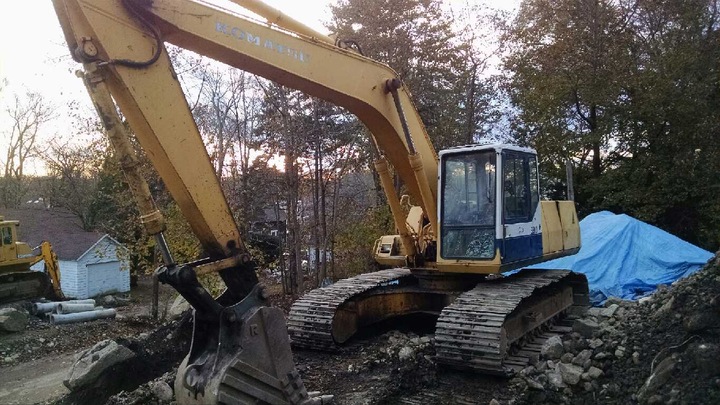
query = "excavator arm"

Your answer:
(50, 0), (439, 403)
(52, 0), (439, 258)
(29, 242), (65, 300)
